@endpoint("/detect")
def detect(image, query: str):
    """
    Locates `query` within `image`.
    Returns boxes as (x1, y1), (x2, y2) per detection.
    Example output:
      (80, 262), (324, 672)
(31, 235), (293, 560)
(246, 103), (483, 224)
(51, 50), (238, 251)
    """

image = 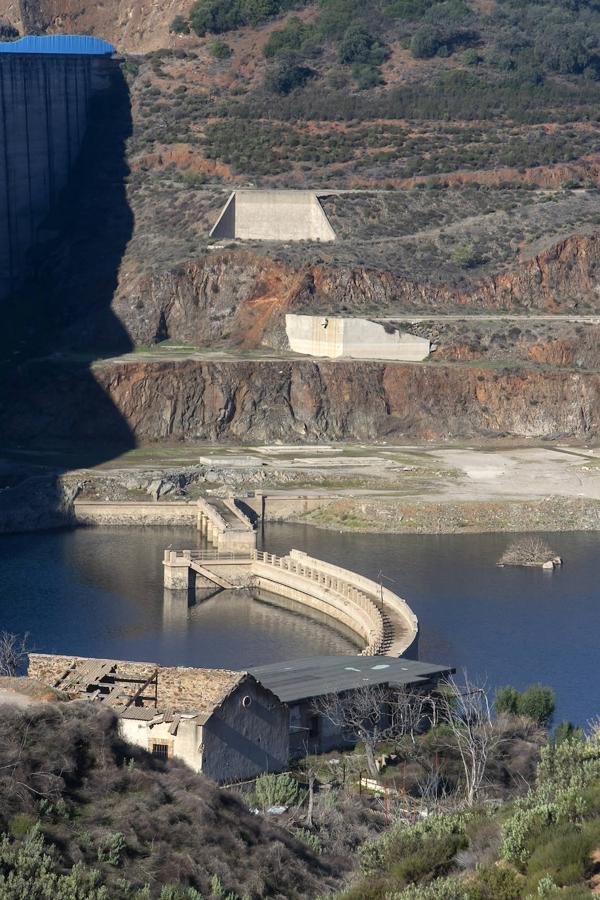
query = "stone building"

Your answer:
(28, 654), (289, 783)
